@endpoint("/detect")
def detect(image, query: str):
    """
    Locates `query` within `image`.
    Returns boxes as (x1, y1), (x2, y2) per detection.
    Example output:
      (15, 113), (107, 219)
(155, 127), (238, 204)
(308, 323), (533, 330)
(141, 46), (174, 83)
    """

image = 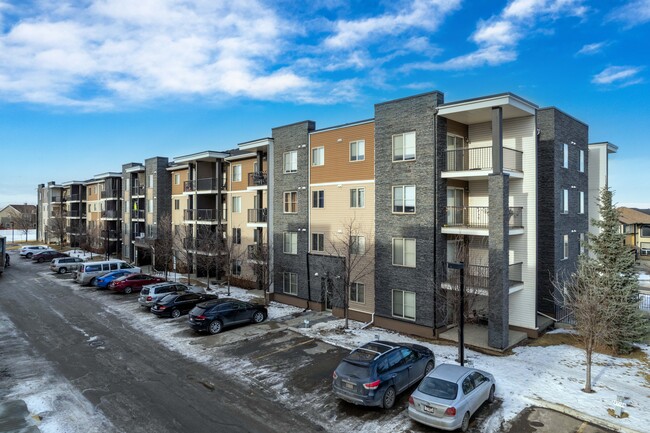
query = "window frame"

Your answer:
(350, 282), (365, 303)
(392, 289), (416, 320)
(579, 149), (585, 173)
(232, 196), (241, 213)
(174, 173), (180, 185)
(350, 140), (365, 162)
(232, 228), (241, 245)
(232, 164), (242, 182)
(392, 185), (416, 214)
(392, 131), (416, 162)
(392, 238), (416, 267)
(561, 189), (569, 214)
(563, 234), (569, 260)
(231, 259), (242, 276)
(579, 191), (585, 214)
(283, 231), (298, 255)
(311, 147), (324, 166)
(283, 272), (298, 295)
(312, 190), (324, 208)
(283, 151), (298, 174)
(311, 233), (324, 252)
(350, 187), (365, 208)
(563, 143), (569, 169)
(283, 191), (297, 214)
(351, 235), (365, 255)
